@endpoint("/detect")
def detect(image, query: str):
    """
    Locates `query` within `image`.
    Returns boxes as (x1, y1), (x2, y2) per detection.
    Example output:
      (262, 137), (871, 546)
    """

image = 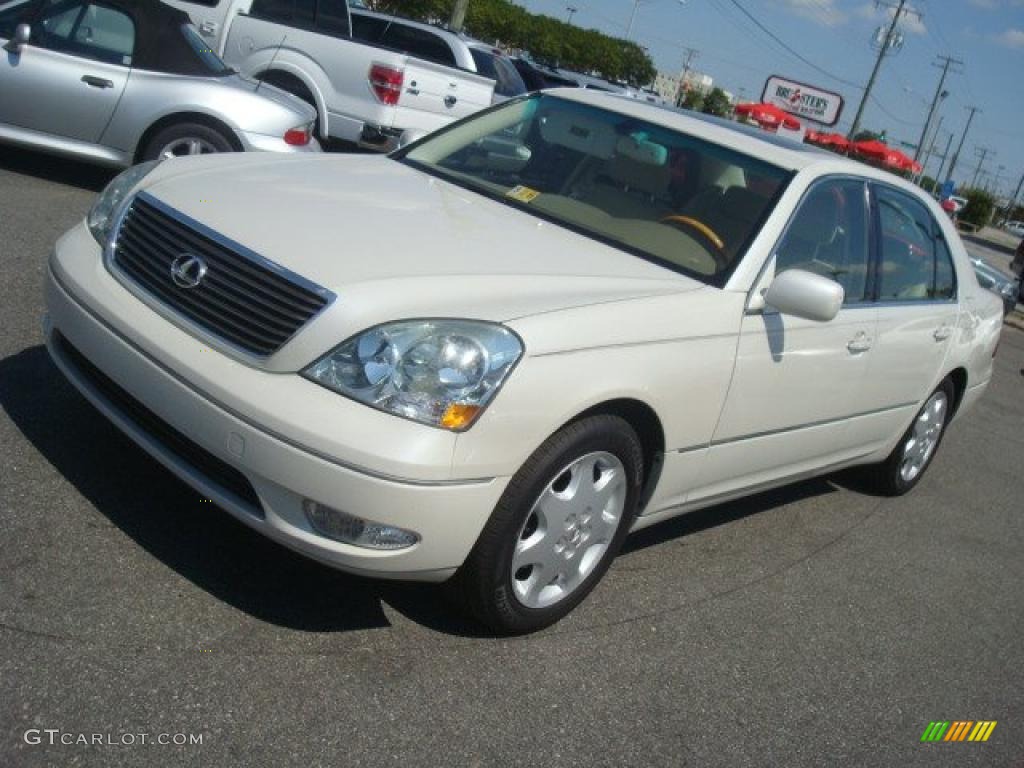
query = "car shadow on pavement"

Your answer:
(0, 346), (486, 638)
(0, 146), (117, 193)
(622, 477), (838, 555)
